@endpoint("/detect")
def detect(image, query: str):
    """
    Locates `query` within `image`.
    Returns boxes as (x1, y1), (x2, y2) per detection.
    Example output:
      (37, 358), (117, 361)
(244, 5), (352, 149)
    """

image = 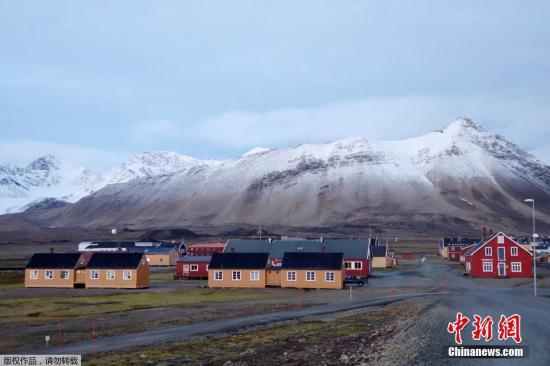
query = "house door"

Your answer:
(498, 262), (506, 277)
(183, 265), (189, 275)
